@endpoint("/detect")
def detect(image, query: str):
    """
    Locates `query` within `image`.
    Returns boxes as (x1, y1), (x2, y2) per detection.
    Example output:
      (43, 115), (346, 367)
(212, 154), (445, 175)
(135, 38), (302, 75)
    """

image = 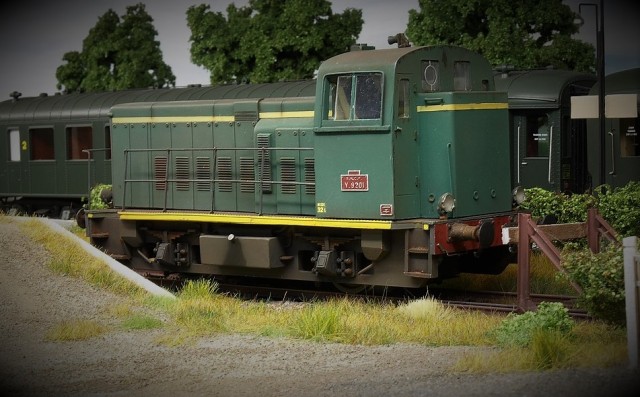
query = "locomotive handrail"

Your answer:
(121, 146), (315, 213)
